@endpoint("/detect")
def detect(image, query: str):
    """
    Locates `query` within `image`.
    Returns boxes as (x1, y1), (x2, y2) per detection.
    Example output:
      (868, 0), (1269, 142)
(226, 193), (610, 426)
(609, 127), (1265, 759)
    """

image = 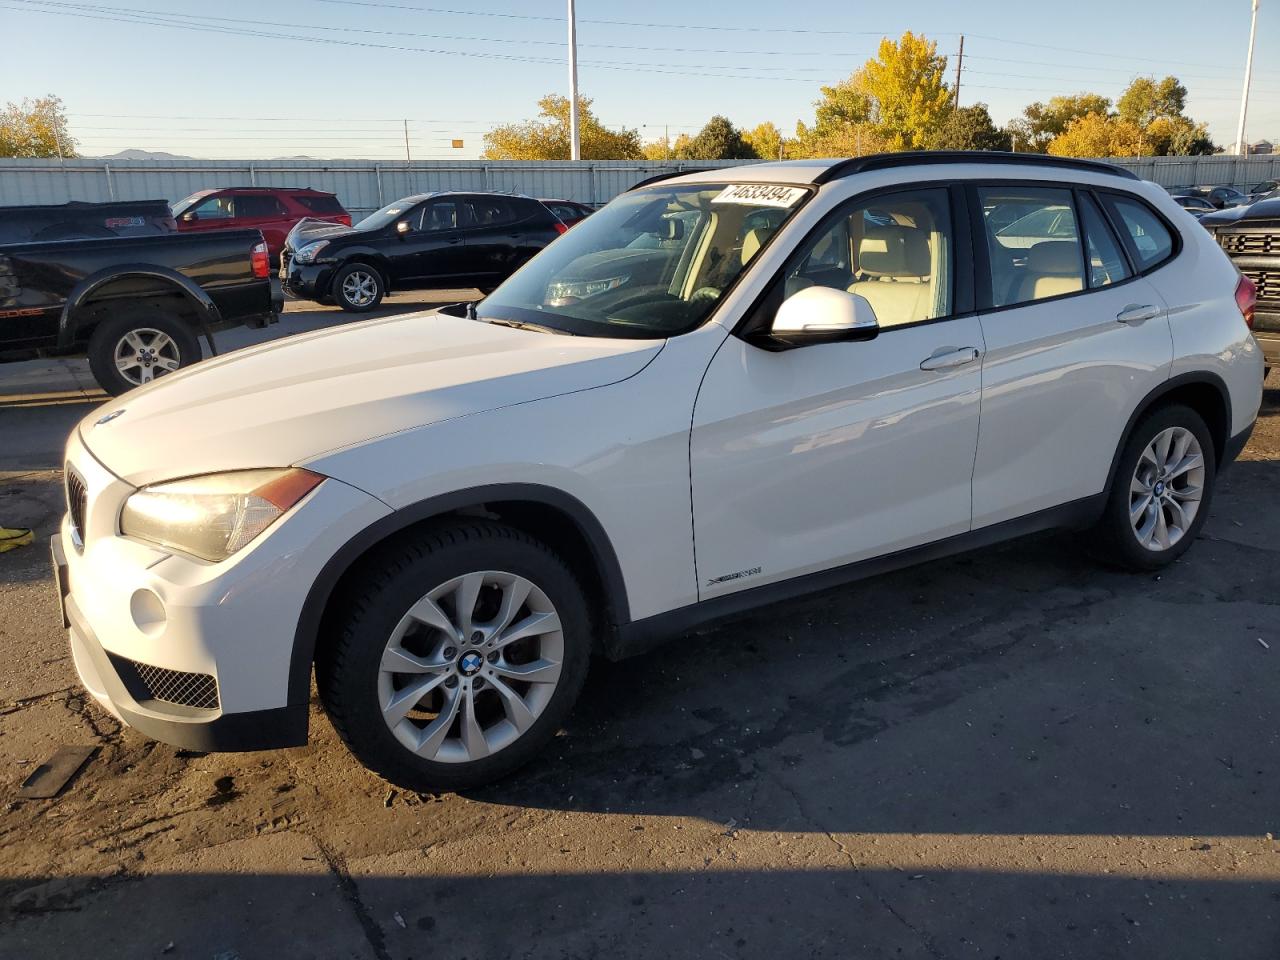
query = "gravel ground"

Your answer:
(0, 319), (1278, 959)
